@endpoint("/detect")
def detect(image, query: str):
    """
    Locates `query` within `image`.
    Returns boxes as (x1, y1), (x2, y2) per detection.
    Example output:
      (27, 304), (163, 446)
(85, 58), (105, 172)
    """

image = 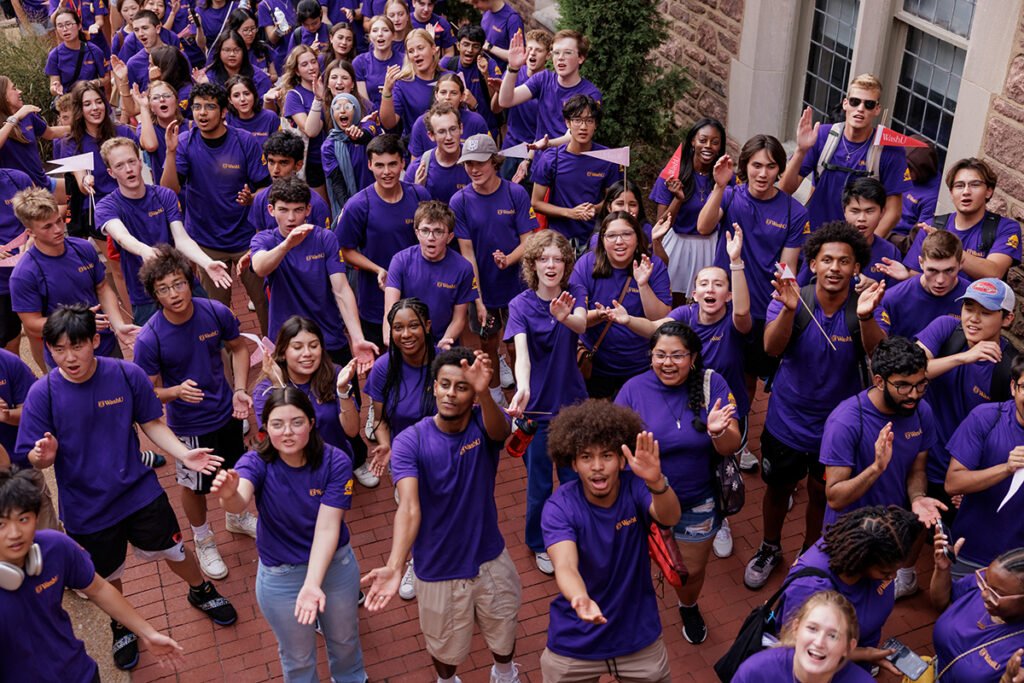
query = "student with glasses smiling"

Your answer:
(780, 73), (911, 239)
